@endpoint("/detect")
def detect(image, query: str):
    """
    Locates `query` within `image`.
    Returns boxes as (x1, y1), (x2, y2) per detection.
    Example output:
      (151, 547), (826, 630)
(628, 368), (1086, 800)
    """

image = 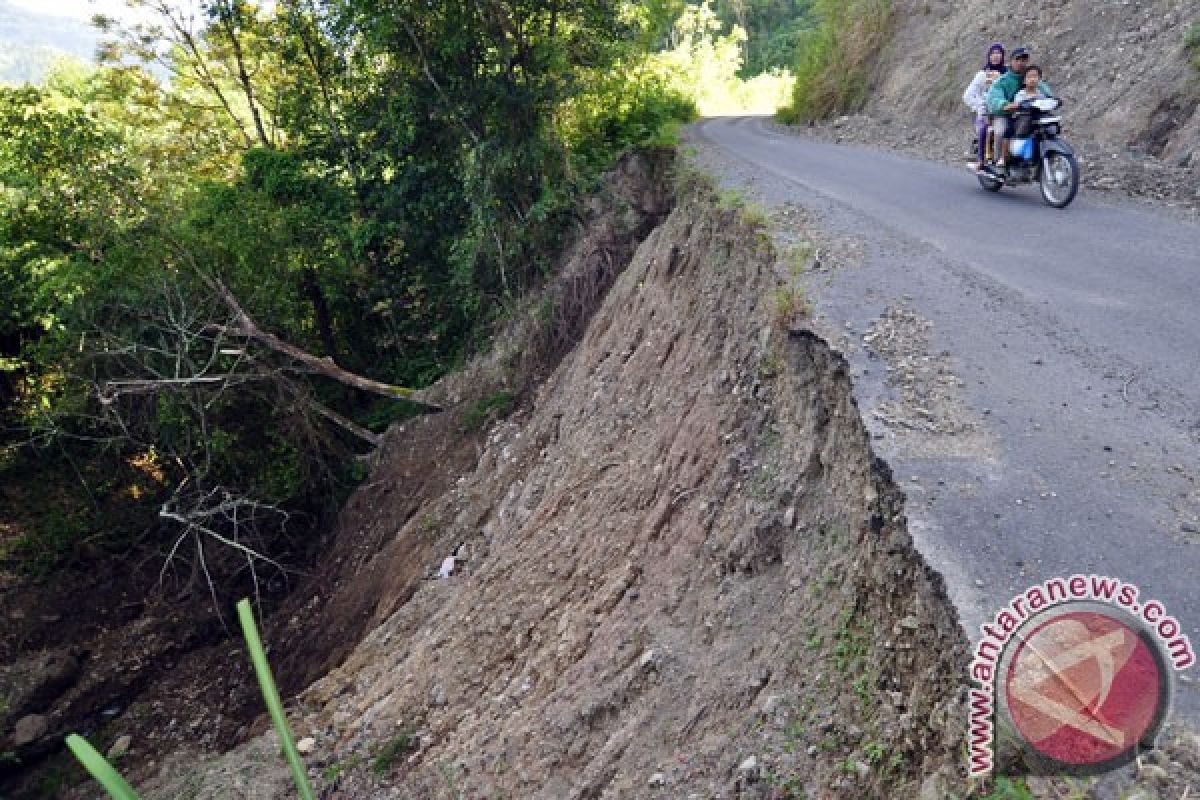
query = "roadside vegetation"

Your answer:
(0, 0), (820, 609)
(0, 0), (699, 603)
(1187, 22), (1200, 70)
(777, 0), (894, 122)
